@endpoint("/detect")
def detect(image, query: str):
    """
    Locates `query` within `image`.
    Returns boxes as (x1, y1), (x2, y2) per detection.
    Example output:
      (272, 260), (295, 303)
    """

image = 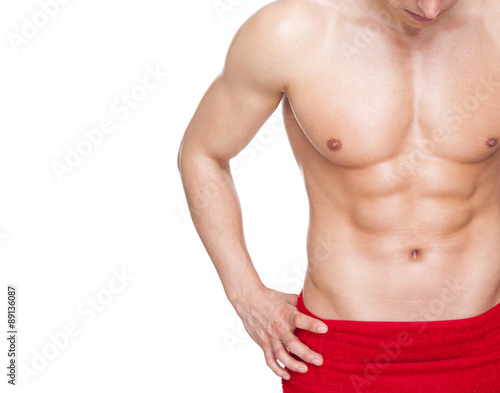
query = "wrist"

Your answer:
(226, 279), (267, 307)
